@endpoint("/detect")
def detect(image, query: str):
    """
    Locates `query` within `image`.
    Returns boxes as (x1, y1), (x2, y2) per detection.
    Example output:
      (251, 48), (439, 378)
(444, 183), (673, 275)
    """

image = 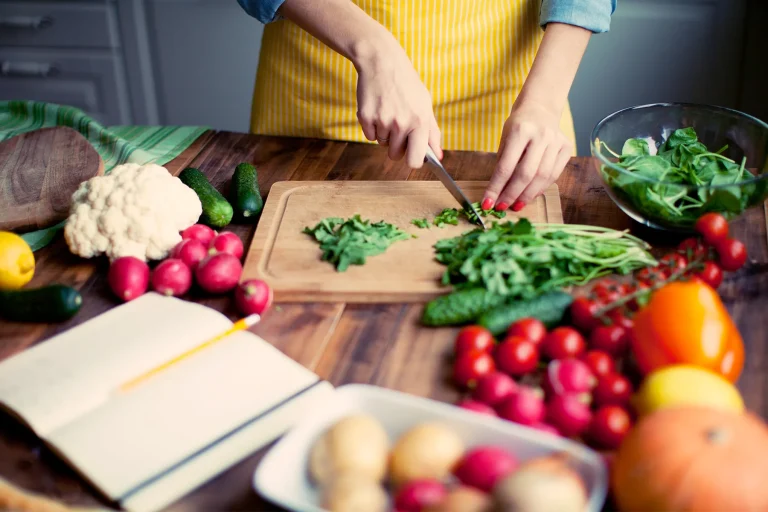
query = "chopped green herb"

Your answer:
(411, 218), (430, 229)
(428, 202), (506, 228)
(303, 215), (410, 272)
(600, 127), (768, 228)
(433, 208), (461, 227)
